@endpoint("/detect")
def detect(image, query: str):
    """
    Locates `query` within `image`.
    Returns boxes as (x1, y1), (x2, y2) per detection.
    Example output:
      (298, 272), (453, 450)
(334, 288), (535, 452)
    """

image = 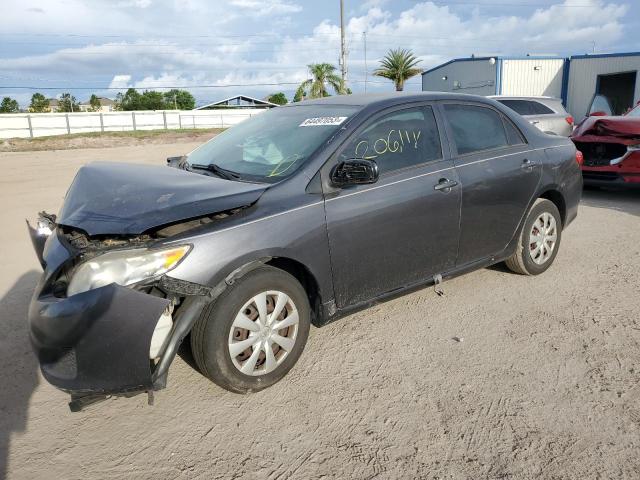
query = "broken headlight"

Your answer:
(67, 245), (191, 297)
